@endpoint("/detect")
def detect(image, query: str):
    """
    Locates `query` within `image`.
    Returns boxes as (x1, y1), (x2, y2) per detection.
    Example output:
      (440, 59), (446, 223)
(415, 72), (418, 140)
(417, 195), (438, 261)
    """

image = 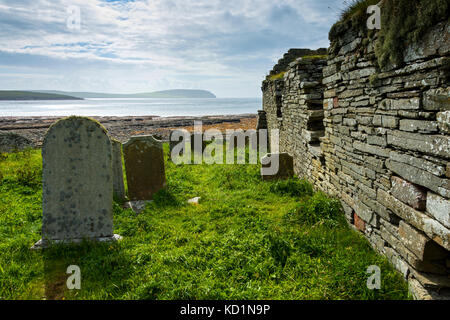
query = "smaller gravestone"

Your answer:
(111, 139), (126, 201)
(123, 135), (166, 201)
(0, 132), (34, 153)
(32, 116), (121, 249)
(261, 152), (294, 181)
